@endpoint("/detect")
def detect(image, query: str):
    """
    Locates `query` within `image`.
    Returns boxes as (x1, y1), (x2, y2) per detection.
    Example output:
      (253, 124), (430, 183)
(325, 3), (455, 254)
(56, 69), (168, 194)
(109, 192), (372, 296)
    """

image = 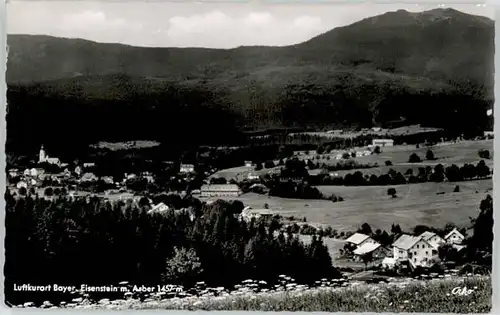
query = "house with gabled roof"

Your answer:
(147, 202), (169, 214)
(200, 184), (242, 197)
(345, 233), (377, 247)
(419, 231), (445, 249)
(180, 164), (195, 174)
(444, 228), (465, 245)
(392, 234), (439, 268)
(352, 242), (388, 262)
